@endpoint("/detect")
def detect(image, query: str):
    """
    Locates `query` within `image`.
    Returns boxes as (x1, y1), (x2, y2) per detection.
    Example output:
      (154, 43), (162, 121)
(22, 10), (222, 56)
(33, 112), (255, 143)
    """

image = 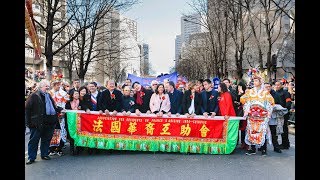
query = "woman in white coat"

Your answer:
(149, 84), (171, 117)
